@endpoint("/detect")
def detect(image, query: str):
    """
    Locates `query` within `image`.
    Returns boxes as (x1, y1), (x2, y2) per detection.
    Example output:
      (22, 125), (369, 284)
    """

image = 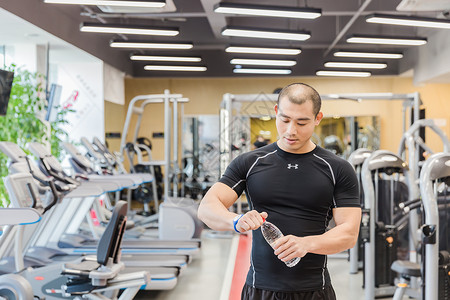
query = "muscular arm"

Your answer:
(274, 207), (361, 261)
(198, 182), (266, 232)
